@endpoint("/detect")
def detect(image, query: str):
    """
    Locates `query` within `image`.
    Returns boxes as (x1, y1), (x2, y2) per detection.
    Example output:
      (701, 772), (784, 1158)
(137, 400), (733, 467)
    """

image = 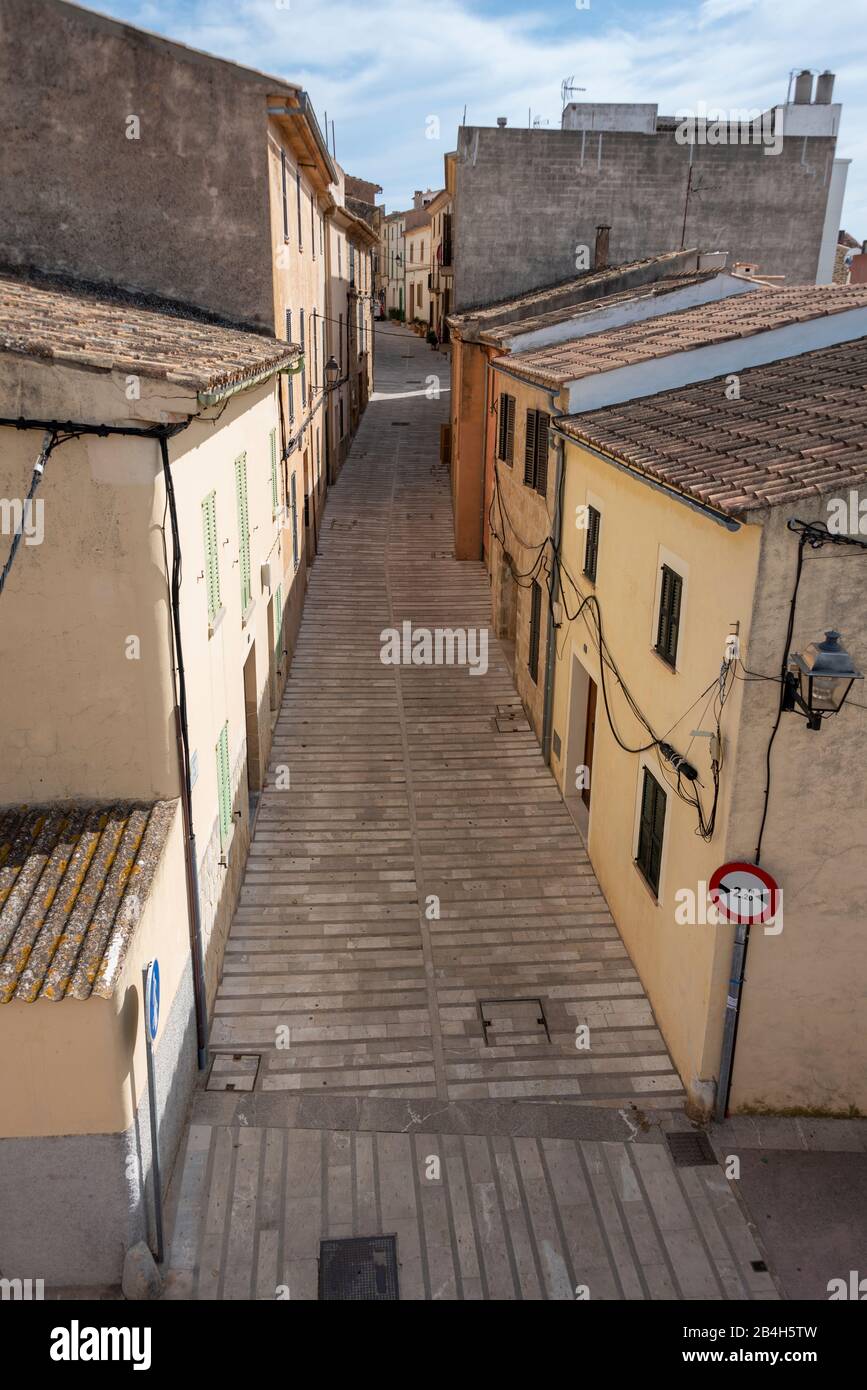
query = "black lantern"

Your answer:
(783, 630), (863, 730)
(324, 355), (339, 389)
